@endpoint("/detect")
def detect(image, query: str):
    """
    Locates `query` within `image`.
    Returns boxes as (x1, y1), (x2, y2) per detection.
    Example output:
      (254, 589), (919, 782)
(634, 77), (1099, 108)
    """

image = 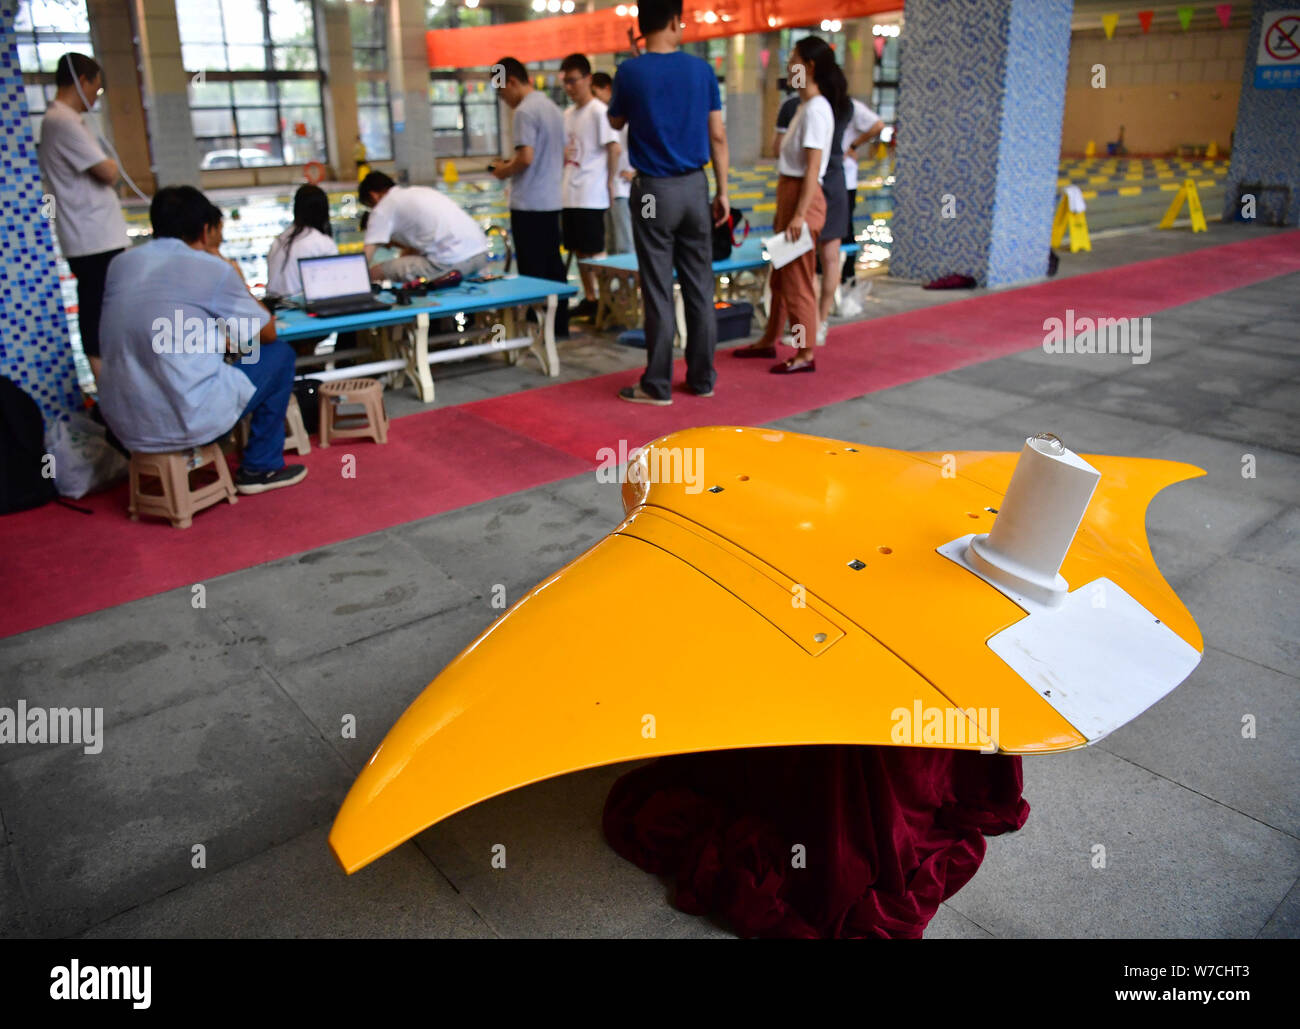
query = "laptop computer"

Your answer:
(299, 253), (392, 316)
